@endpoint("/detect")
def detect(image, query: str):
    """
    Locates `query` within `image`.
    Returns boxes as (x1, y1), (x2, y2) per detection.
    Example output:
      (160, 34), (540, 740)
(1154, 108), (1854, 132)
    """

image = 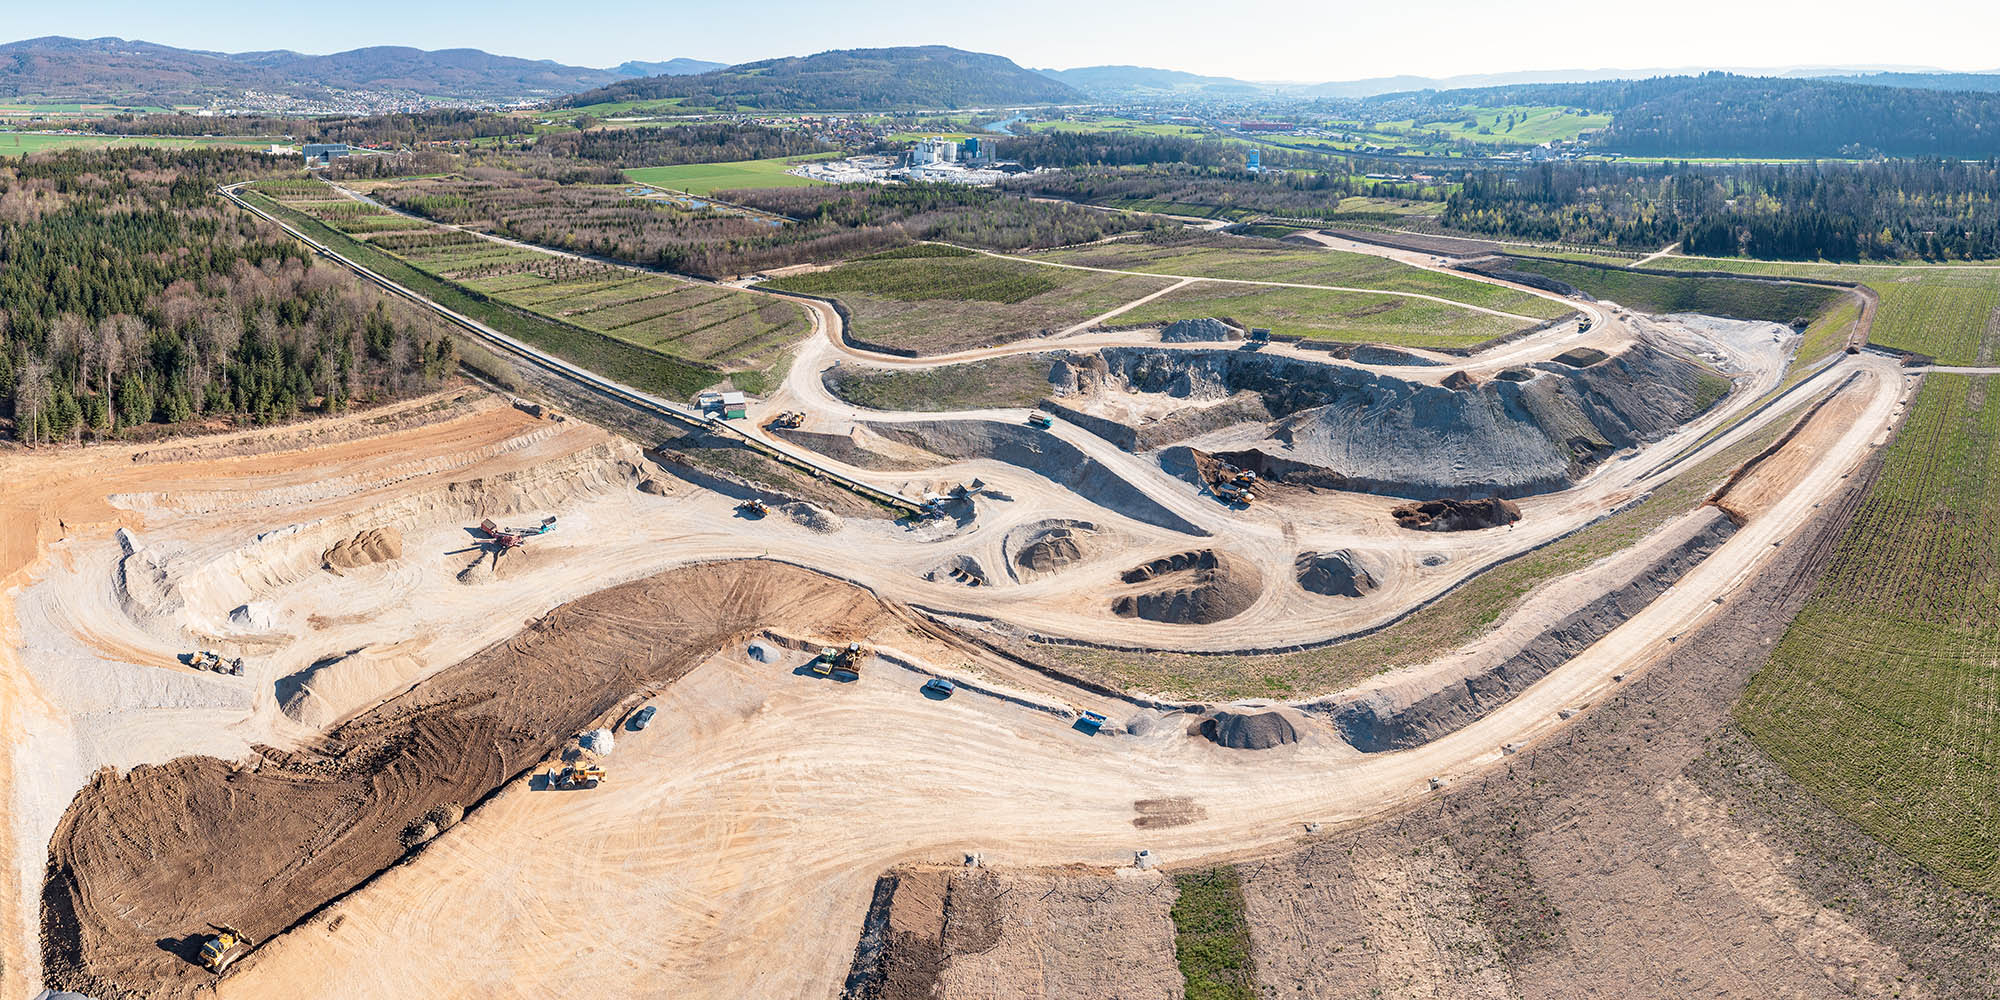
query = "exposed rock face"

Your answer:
(1092, 343), (1723, 499)
(1392, 497), (1522, 532)
(1160, 318), (1238, 343)
(1295, 550), (1382, 598)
